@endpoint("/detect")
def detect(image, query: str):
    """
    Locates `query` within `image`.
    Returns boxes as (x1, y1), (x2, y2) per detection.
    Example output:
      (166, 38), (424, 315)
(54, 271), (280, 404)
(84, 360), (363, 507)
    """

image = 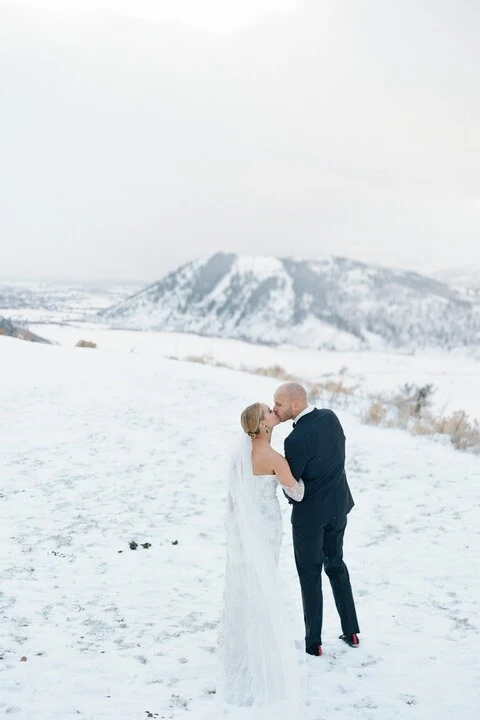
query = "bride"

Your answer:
(216, 403), (306, 717)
